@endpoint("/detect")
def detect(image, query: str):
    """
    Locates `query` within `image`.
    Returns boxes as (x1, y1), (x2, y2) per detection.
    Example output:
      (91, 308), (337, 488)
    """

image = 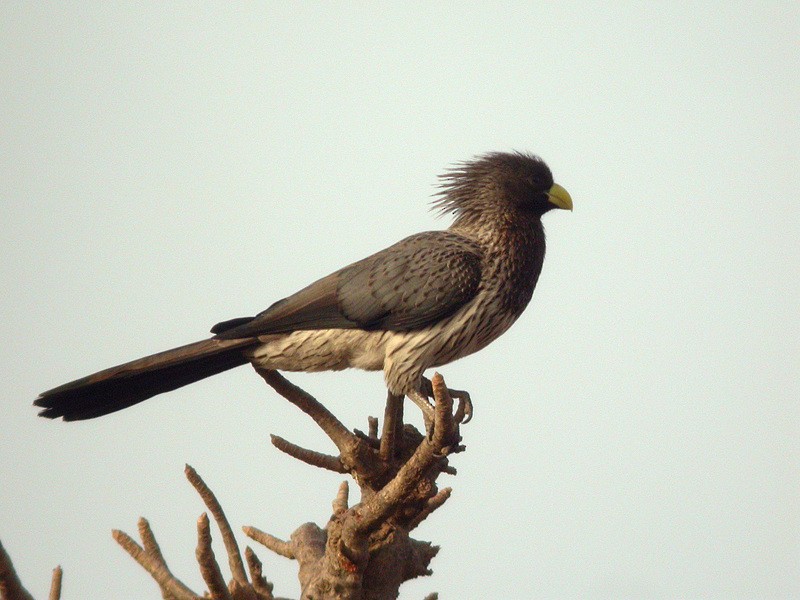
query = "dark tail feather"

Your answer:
(34, 338), (256, 421)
